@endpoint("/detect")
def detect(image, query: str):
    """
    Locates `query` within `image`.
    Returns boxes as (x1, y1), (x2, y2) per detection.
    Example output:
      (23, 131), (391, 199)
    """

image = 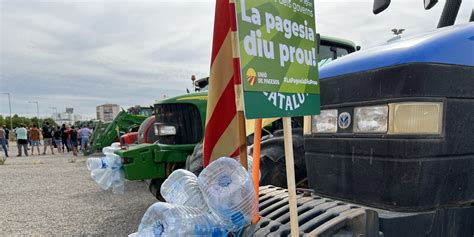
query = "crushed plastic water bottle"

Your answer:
(160, 169), (208, 211)
(86, 145), (125, 194)
(86, 157), (106, 171)
(136, 202), (226, 237)
(90, 163), (125, 194)
(102, 142), (121, 155)
(198, 157), (258, 232)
